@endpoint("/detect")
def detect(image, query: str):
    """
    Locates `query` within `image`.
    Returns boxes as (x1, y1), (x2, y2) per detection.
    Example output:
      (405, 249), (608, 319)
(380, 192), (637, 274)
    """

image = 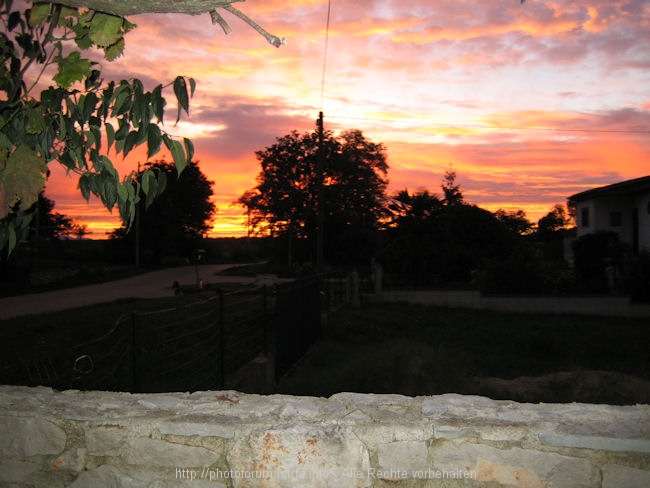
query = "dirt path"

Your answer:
(0, 264), (257, 320)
